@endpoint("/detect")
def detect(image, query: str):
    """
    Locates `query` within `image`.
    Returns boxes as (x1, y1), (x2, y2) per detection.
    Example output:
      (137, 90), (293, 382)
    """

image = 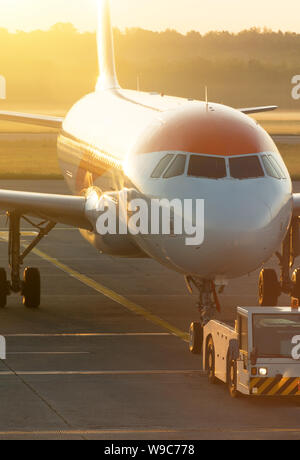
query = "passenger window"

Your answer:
(188, 155), (227, 179)
(163, 154), (186, 178)
(229, 156), (264, 179)
(151, 154), (174, 178)
(262, 155), (281, 179)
